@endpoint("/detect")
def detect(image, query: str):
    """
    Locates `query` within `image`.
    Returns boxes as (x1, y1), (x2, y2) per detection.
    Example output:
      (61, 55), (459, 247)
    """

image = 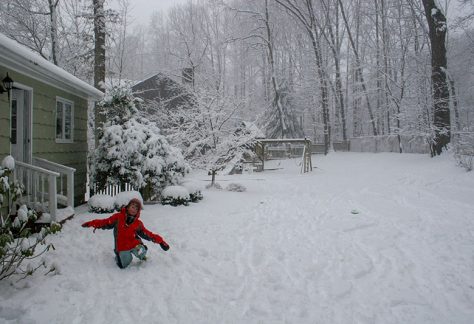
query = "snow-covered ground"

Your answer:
(1, 152), (474, 324)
